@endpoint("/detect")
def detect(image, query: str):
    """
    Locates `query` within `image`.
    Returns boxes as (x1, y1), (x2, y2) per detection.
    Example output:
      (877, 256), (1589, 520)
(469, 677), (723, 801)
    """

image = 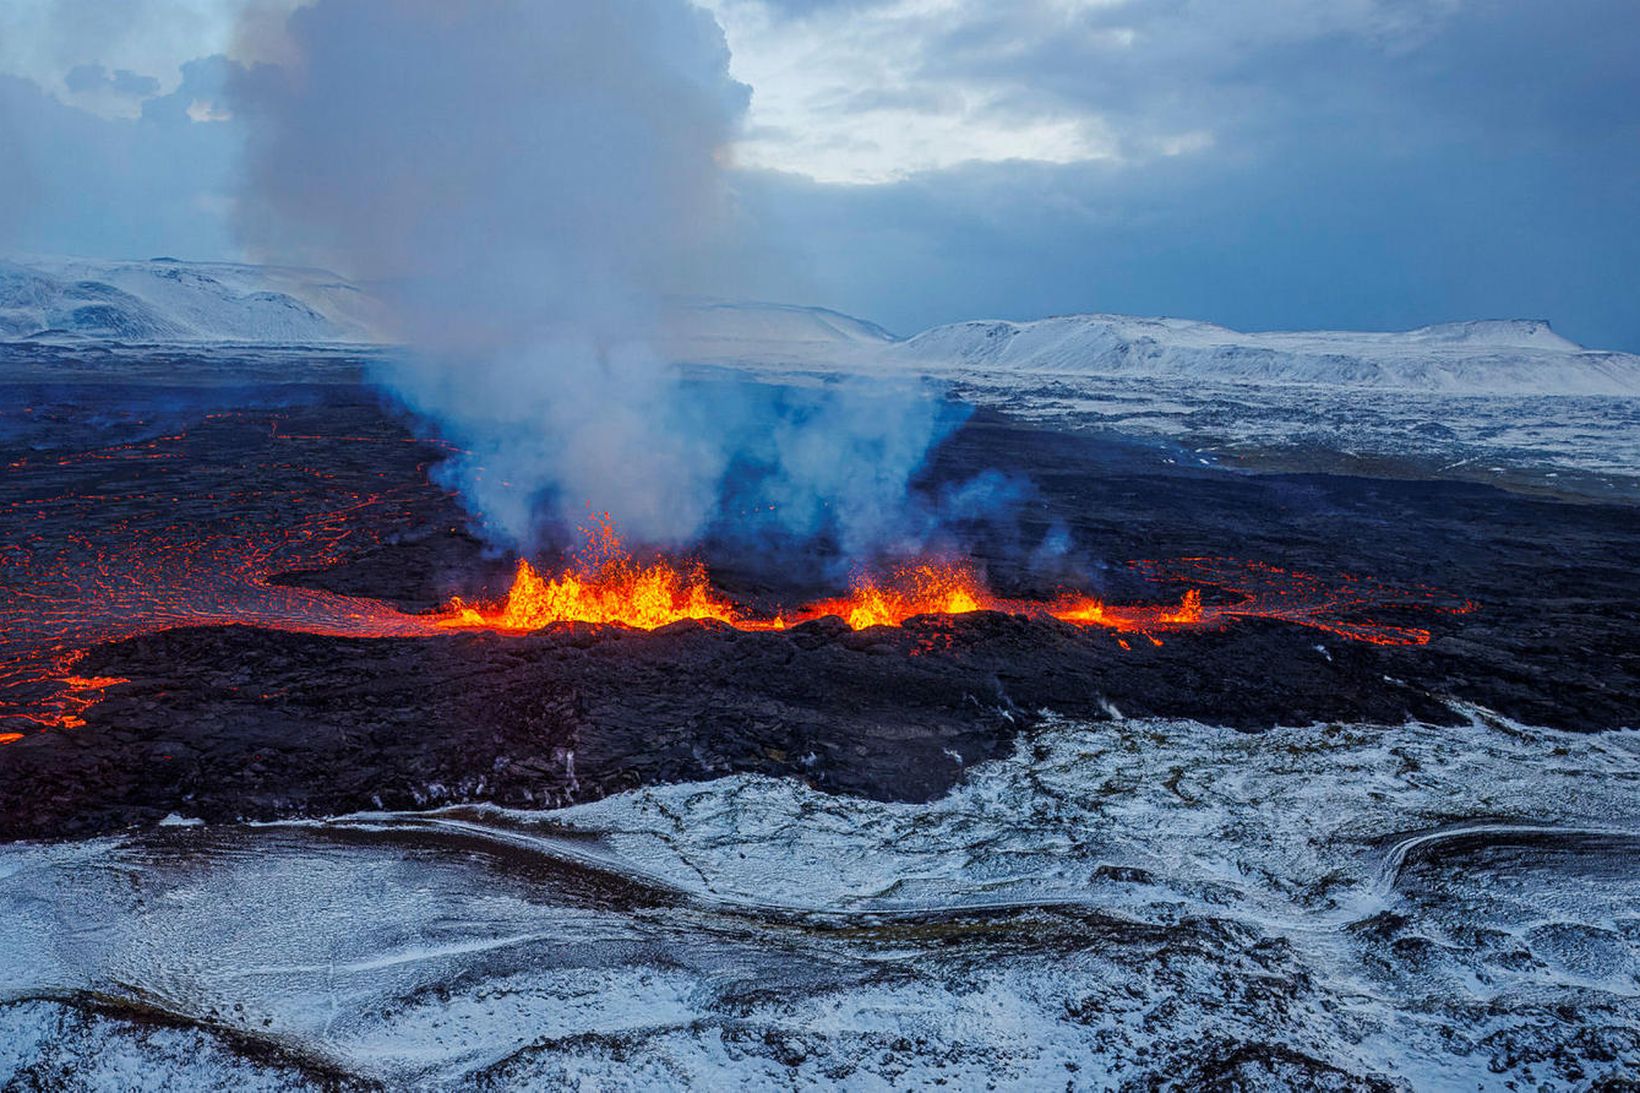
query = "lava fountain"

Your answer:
(436, 516), (749, 632)
(432, 518), (1471, 645)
